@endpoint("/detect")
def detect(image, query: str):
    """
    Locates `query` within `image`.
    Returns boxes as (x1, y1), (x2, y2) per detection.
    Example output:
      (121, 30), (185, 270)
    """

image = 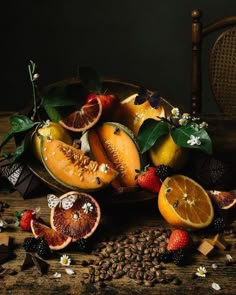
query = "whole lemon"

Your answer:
(149, 133), (189, 171)
(32, 122), (73, 161)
